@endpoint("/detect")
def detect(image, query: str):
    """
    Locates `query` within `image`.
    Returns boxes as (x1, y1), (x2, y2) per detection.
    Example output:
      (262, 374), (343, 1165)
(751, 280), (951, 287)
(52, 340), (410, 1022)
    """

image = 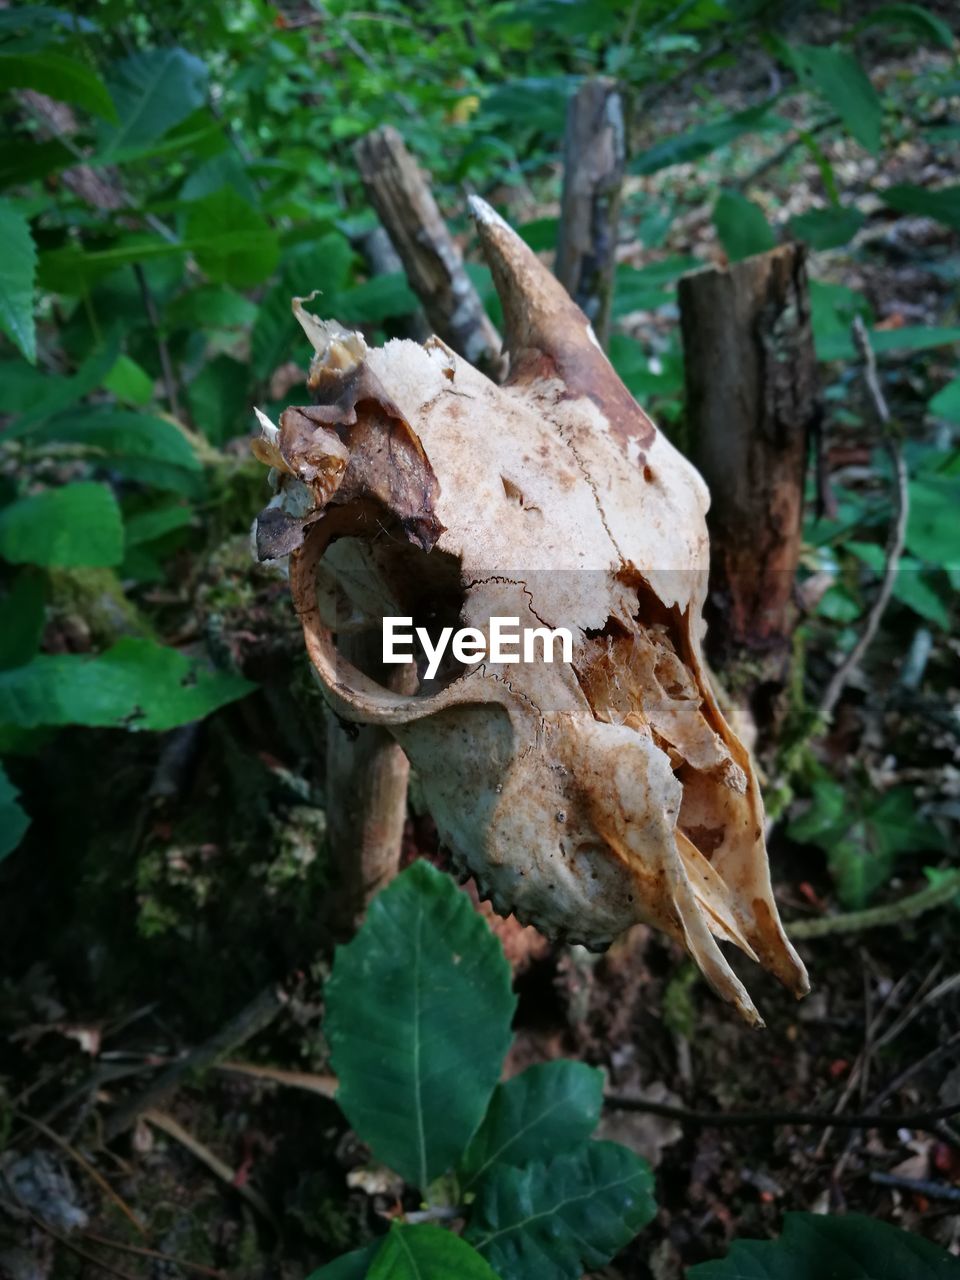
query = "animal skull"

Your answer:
(254, 197), (810, 1025)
